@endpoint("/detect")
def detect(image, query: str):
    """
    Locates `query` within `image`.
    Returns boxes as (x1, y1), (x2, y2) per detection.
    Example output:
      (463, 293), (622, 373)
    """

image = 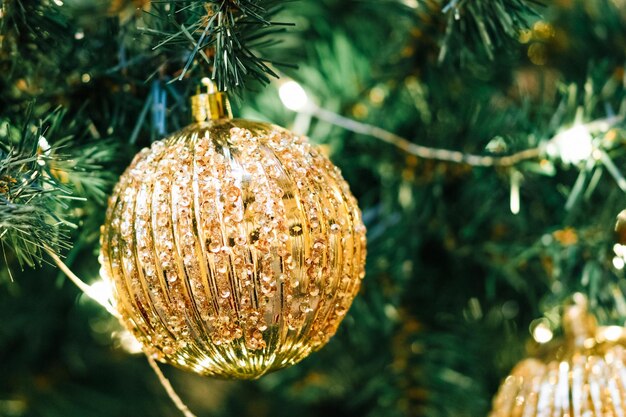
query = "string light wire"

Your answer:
(45, 247), (196, 417)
